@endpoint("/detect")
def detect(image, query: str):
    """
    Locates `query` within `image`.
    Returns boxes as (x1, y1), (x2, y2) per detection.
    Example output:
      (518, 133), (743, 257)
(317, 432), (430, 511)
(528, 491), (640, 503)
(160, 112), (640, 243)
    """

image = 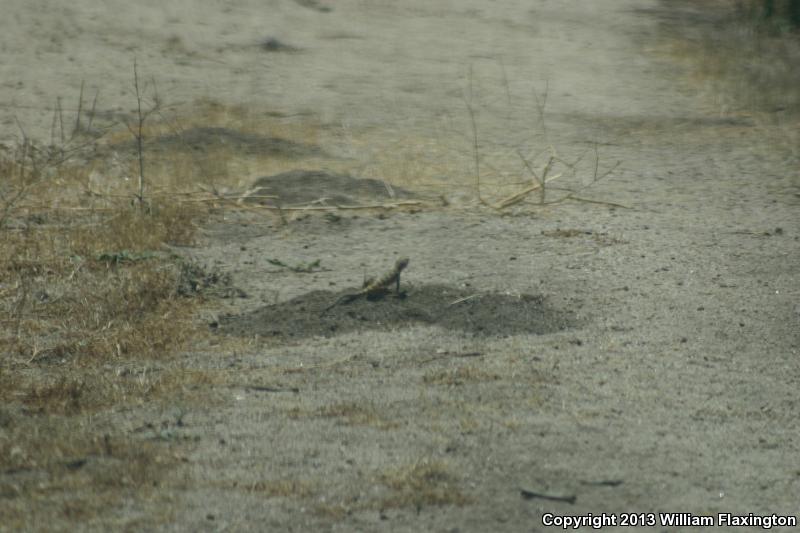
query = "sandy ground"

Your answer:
(2, 0), (799, 531)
